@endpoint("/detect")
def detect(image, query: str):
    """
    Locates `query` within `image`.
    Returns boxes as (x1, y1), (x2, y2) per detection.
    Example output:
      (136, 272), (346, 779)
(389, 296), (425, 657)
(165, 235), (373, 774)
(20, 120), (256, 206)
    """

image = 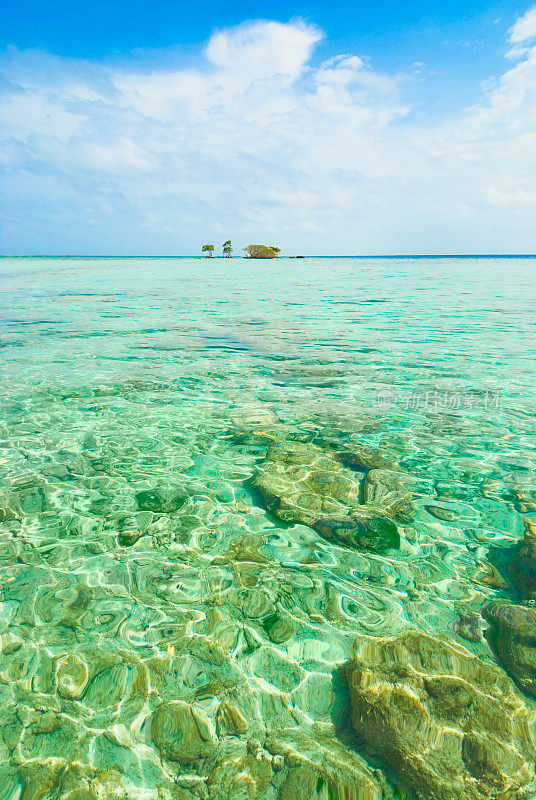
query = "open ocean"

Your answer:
(1, 256), (536, 799)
